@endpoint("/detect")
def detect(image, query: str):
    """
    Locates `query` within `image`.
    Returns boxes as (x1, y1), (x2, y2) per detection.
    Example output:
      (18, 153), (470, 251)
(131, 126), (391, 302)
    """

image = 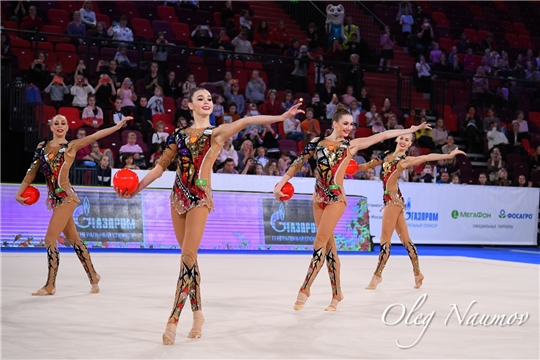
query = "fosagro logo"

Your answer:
(498, 209), (533, 220)
(499, 210), (506, 219)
